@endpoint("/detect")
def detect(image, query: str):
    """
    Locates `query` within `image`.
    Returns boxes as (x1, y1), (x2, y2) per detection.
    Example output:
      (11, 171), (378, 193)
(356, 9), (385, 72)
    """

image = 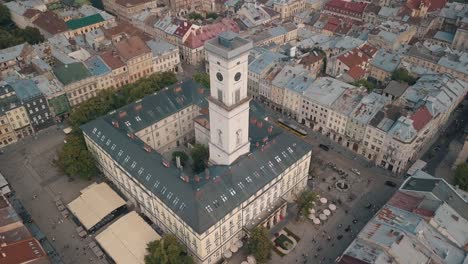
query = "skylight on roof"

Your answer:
(287, 147), (293, 153)
(92, 128), (97, 134)
(161, 187), (167, 194)
(173, 197), (180, 205)
(179, 202), (186, 210)
(275, 156), (281, 162)
(268, 161), (274, 168)
(131, 161), (137, 168)
(138, 167), (144, 175)
(106, 139), (111, 146)
(238, 182), (245, 189)
(228, 188), (236, 196)
(281, 151), (287, 158)
(253, 171), (260, 178)
(118, 150), (123, 157)
(221, 194), (228, 202)
(167, 192), (173, 199)
(101, 135), (105, 141)
(111, 144), (116, 150)
(205, 205), (213, 213)
(135, 116), (142, 122)
(153, 181), (160, 188)
(124, 156), (130, 163)
(146, 174), (152, 181)
(125, 121), (131, 127)
(246, 176), (253, 183)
